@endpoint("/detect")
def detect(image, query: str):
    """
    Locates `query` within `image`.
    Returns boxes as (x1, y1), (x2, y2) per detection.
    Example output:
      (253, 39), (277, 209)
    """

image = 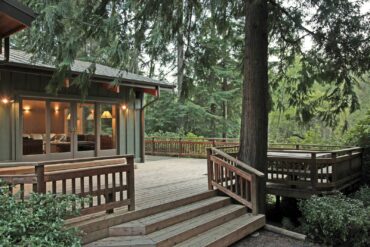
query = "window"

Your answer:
(77, 103), (96, 151)
(100, 104), (116, 150)
(22, 100), (46, 155)
(50, 102), (71, 153)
